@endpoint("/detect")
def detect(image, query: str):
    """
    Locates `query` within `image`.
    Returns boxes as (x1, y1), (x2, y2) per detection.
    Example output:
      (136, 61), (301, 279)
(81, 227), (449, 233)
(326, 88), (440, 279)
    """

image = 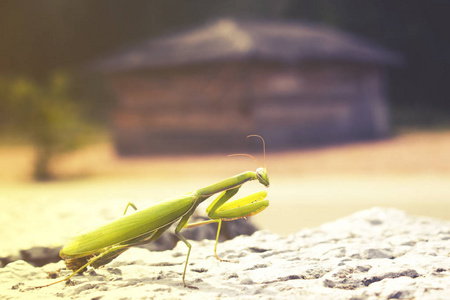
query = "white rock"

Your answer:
(1, 207), (449, 299)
